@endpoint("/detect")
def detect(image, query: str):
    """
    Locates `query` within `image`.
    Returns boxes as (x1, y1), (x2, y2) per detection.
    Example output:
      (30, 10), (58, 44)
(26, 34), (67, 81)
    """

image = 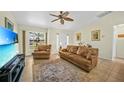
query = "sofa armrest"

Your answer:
(61, 48), (67, 52)
(91, 55), (98, 67)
